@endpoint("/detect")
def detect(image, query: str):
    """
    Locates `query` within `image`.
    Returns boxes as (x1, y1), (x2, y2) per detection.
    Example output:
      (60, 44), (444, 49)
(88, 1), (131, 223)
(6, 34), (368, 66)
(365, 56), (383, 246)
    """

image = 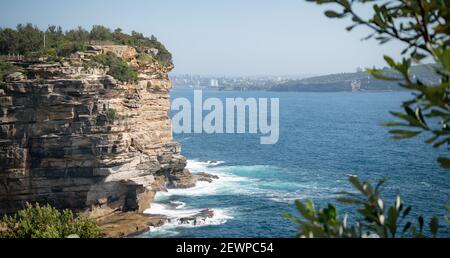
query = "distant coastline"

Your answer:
(172, 64), (438, 92)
